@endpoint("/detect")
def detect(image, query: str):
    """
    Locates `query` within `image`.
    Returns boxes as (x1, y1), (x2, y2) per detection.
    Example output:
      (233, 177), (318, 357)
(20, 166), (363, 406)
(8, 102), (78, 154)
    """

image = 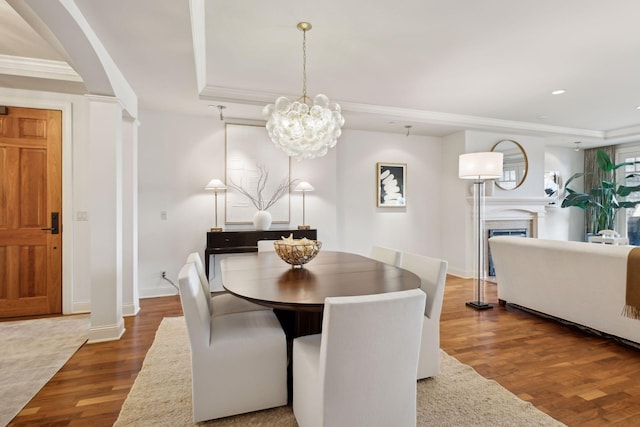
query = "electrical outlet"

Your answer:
(161, 271), (166, 278)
